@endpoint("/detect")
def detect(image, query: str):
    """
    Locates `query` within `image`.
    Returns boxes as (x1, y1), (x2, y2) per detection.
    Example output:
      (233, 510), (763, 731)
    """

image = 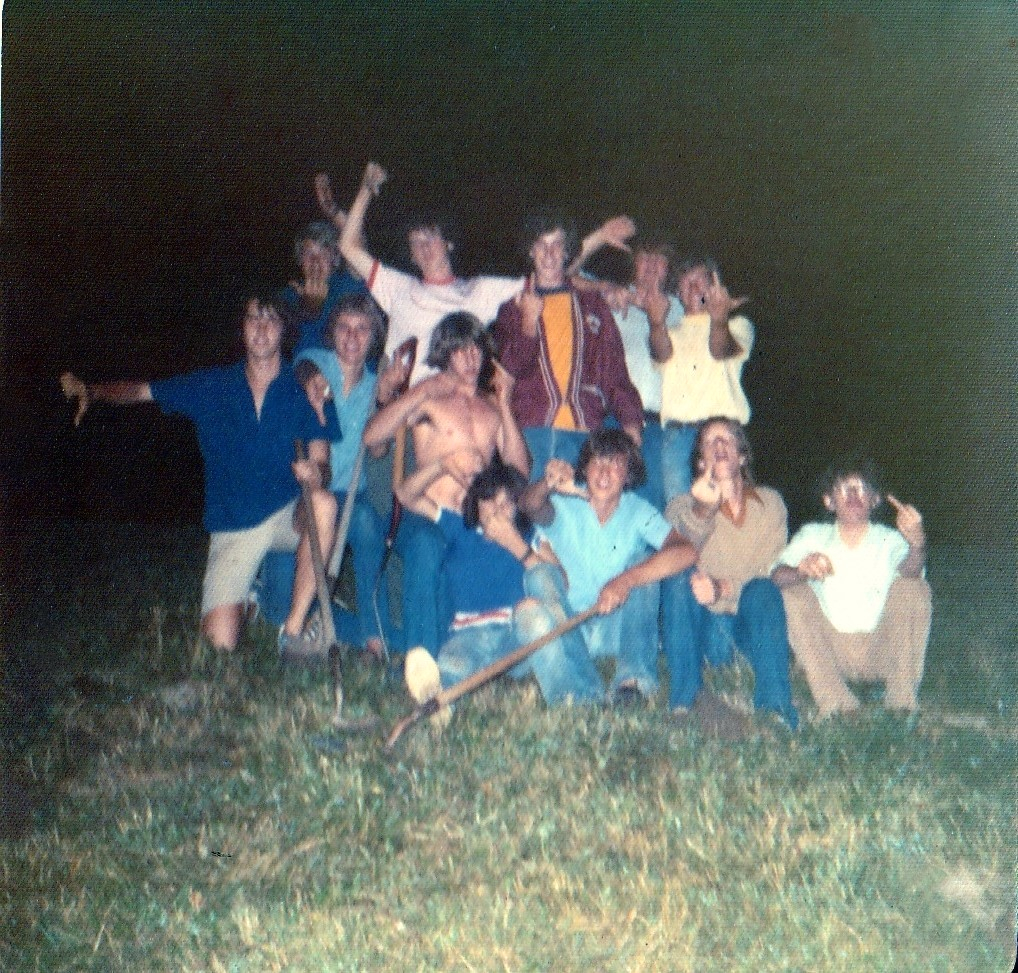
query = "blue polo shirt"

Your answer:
(151, 362), (328, 533)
